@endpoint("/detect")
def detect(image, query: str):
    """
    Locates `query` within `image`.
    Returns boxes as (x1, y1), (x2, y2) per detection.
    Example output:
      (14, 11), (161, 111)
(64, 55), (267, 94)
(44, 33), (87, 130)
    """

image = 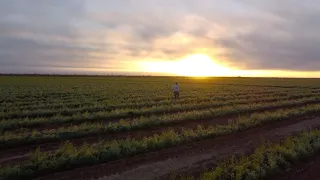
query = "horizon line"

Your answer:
(0, 73), (319, 79)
